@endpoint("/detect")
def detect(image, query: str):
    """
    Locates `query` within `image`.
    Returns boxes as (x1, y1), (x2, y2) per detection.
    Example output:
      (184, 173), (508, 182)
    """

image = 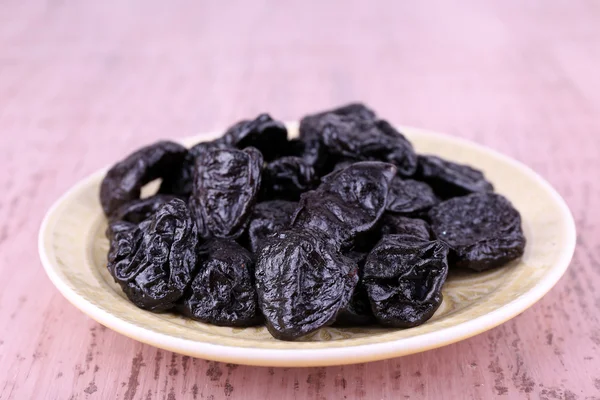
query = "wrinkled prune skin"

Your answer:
(364, 235), (449, 327)
(159, 139), (227, 197)
(299, 103), (376, 154)
(178, 239), (261, 327)
(318, 115), (418, 177)
(190, 147), (263, 239)
(286, 131), (331, 177)
(298, 103), (376, 174)
(255, 229), (358, 340)
(380, 214), (431, 240)
(106, 199), (198, 311)
(189, 139), (228, 158)
(386, 177), (439, 216)
(222, 114), (288, 161)
(345, 250), (369, 267)
(335, 251), (375, 326)
(247, 200), (297, 253)
(332, 158), (357, 172)
(110, 194), (179, 224)
(299, 103), (377, 138)
(292, 162), (396, 247)
(350, 214), (431, 256)
(299, 136), (333, 175)
(261, 156), (318, 201)
(100, 141), (188, 217)
(335, 281), (374, 326)
(428, 193), (525, 271)
(416, 155), (494, 199)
